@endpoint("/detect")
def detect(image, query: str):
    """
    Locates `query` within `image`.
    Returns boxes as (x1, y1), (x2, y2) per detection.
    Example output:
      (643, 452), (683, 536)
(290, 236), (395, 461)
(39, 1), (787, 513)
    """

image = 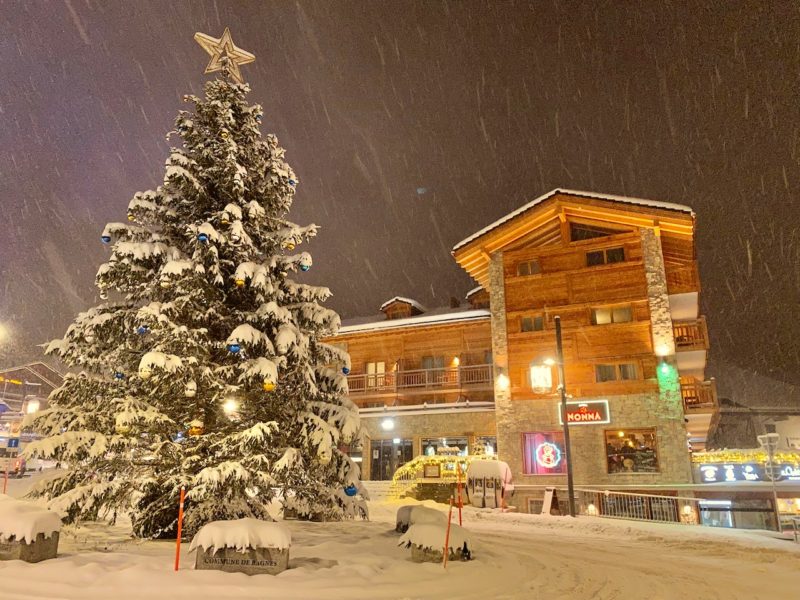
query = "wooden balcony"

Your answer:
(346, 364), (494, 397)
(666, 262), (700, 294)
(673, 317), (709, 351)
(680, 378), (718, 413)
